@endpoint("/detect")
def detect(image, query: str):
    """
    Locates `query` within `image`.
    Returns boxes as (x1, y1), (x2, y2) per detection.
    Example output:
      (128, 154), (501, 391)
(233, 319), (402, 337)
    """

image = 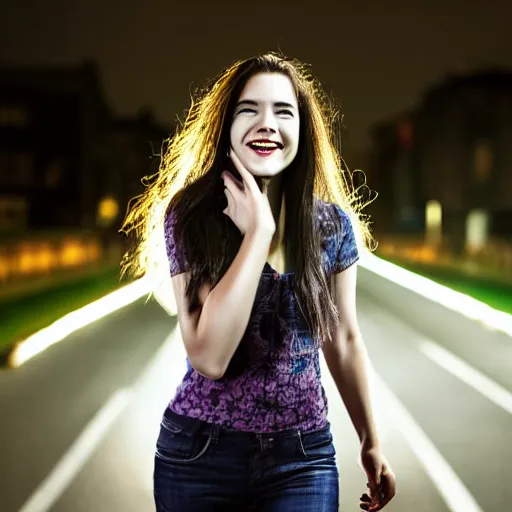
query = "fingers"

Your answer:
(223, 185), (234, 215)
(222, 171), (243, 193)
(359, 482), (378, 511)
(222, 172), (240, 217)
(360, 472), (397, 511)
(377, 472), (396, 509)
(368, 478), (380, 504)
(229, 149), (259, 194)
(359, 492), (373, 510)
